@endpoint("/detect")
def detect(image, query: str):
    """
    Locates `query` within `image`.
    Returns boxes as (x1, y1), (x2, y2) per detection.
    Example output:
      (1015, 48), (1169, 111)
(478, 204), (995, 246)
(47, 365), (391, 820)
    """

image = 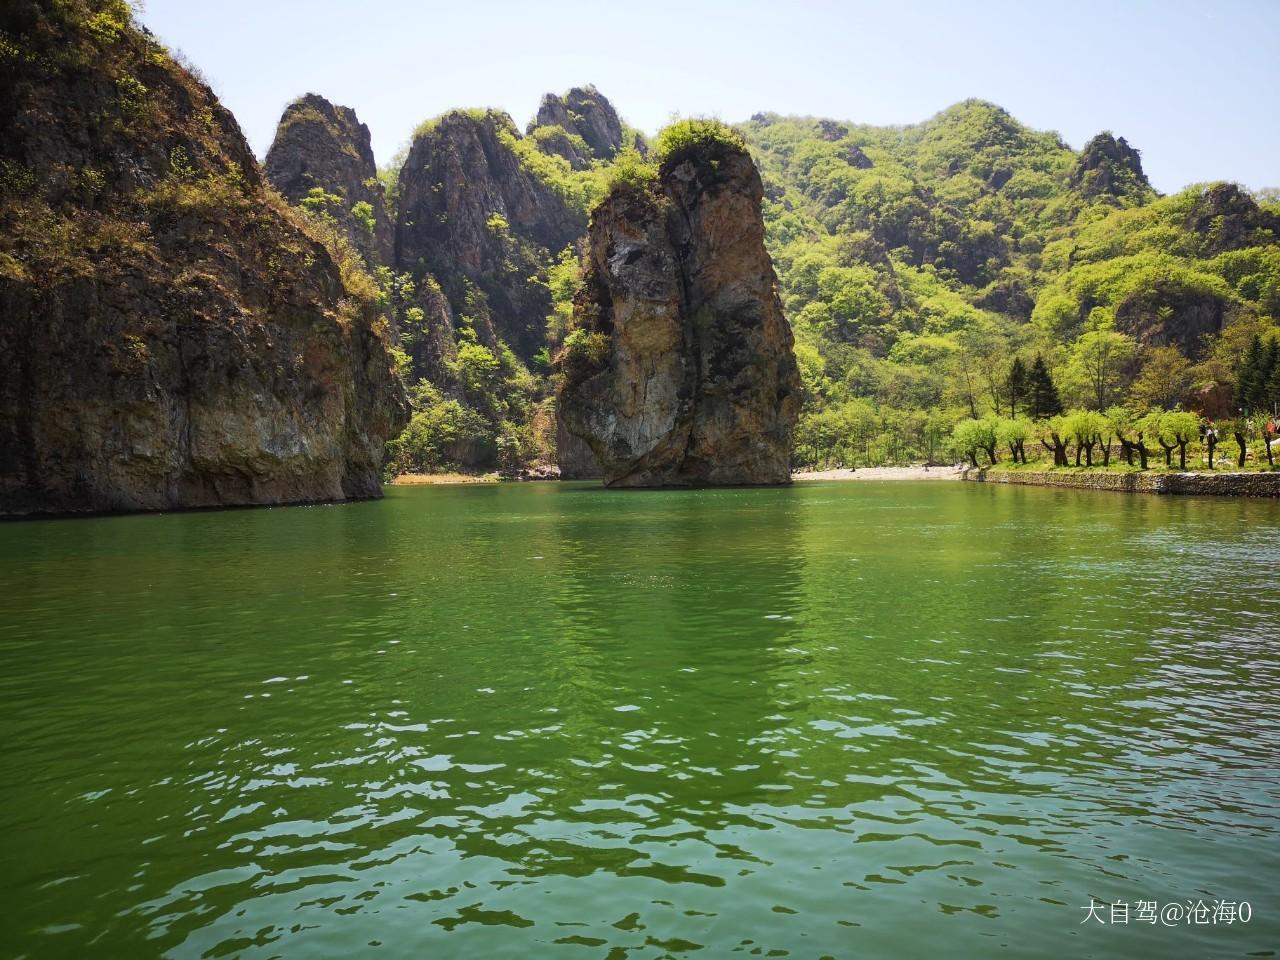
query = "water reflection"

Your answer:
(0, 482), (1276, 958)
